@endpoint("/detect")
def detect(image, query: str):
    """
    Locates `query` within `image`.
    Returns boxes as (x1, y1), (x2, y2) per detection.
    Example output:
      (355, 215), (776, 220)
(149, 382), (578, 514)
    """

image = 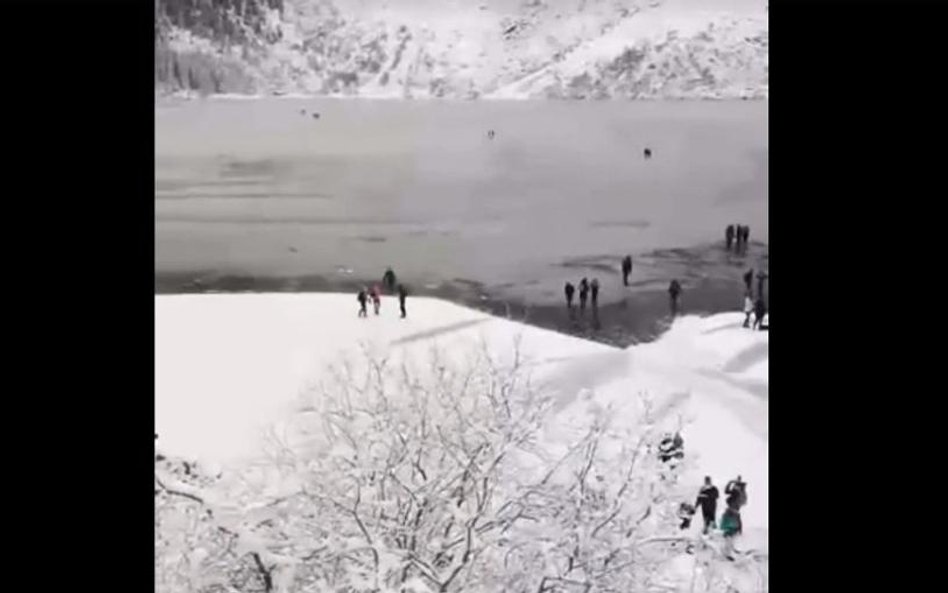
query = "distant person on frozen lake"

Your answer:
(744, 268), (754, 294)
(621, 254), (633, 286)
(357, 288), (368, 318)
(695, 476), (720, 534)
(579, 278), (590, 313)
(668, 279), (682, 317)
(564, 281), (575, 312)
(397, 284), (408, 318)
(383, 267), (397, 293)
(726, 224), (736, 251)
(756, 270), (768, 301)
(590, 278), (600, 309)
(644, 147), (652, 159)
